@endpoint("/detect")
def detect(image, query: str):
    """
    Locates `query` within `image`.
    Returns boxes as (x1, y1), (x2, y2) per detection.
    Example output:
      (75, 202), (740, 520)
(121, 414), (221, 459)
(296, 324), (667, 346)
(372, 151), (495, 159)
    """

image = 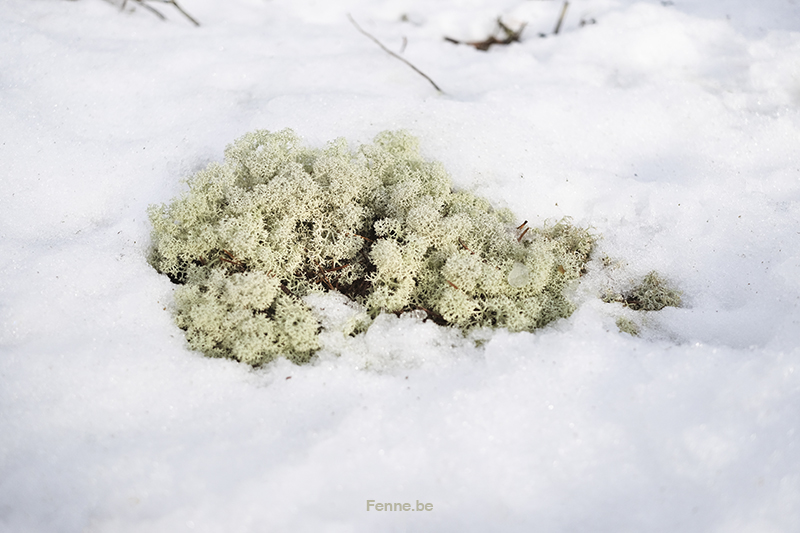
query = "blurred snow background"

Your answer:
(1, 0), (799, 531)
